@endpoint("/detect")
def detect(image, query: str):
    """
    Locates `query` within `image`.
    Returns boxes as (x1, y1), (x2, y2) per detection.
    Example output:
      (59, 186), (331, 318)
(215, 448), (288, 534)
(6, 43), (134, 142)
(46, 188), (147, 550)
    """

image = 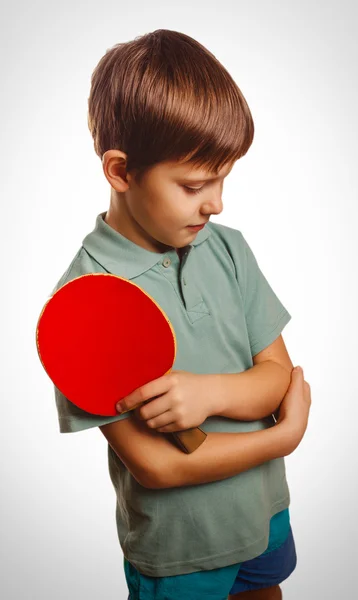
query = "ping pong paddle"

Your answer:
(36, 273), (207, 454)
